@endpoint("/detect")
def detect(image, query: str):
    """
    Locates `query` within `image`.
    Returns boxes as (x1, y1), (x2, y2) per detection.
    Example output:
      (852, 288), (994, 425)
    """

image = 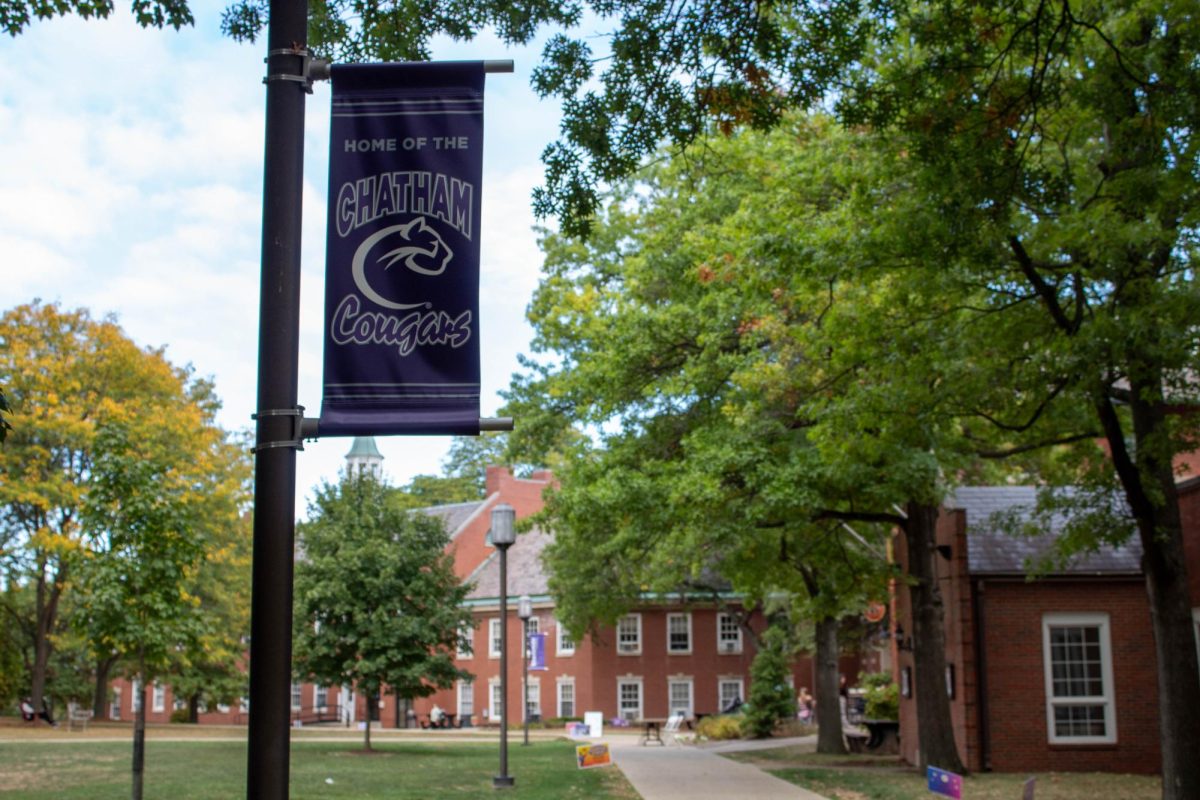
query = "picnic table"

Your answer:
(638, 718), (666, 746)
